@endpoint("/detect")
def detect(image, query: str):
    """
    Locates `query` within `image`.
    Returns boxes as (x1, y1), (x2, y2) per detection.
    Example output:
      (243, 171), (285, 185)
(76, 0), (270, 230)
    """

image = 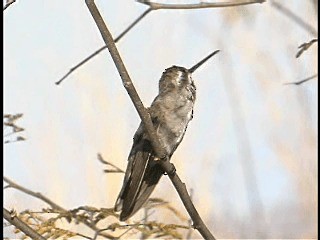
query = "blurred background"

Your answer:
(4, 0), (317, 239)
